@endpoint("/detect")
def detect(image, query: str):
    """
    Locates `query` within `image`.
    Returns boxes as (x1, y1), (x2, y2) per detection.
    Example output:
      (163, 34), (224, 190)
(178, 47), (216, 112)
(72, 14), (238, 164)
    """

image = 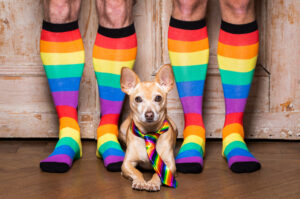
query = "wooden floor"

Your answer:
(0, 139), (299, 199)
